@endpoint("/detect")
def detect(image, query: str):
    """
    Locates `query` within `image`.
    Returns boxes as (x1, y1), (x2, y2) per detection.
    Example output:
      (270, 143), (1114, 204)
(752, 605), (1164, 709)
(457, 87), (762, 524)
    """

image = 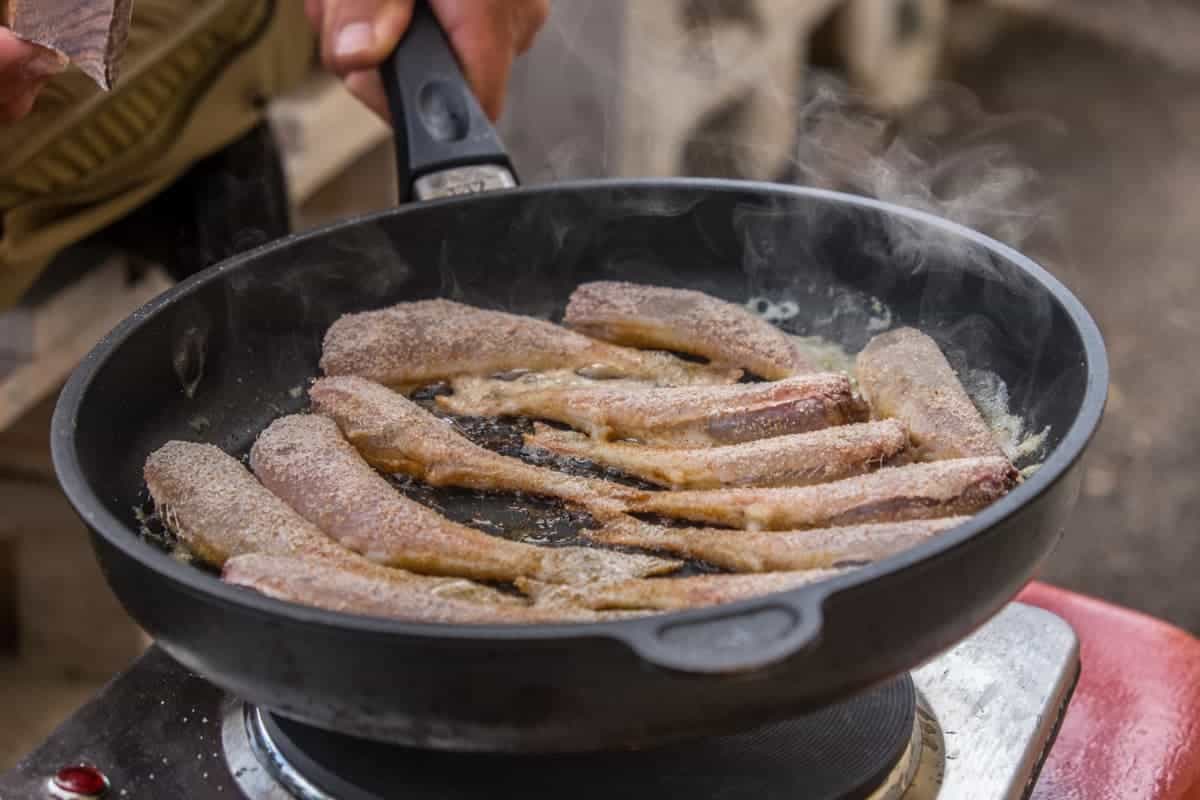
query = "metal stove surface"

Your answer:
(0, 602), (1077, 799)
